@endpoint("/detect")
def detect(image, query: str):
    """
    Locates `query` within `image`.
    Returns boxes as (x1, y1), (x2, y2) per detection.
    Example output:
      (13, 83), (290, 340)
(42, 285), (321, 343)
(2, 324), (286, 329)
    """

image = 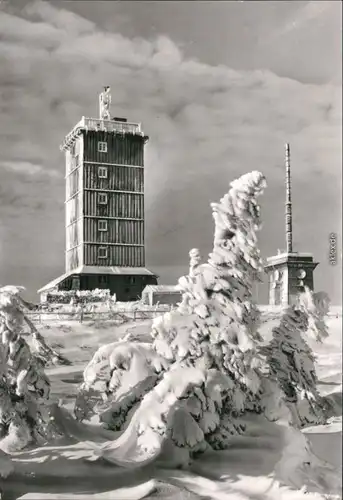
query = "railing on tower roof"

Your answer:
(60, 116), (145, 151)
